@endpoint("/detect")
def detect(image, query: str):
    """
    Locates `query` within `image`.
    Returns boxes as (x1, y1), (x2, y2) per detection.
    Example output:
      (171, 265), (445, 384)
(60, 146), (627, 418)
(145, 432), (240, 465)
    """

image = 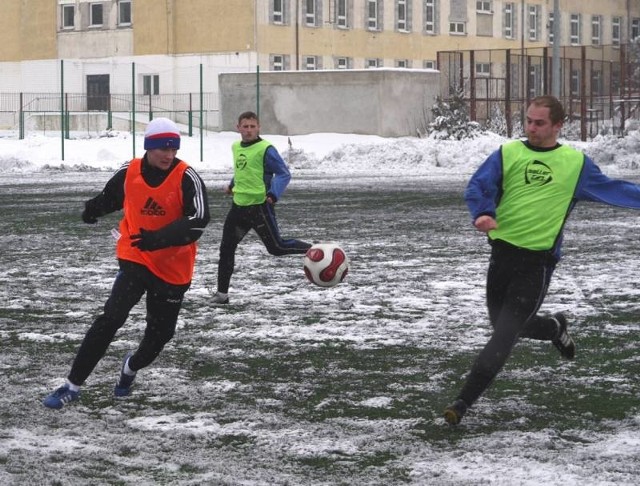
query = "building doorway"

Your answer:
(87, 74), (110, 111)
